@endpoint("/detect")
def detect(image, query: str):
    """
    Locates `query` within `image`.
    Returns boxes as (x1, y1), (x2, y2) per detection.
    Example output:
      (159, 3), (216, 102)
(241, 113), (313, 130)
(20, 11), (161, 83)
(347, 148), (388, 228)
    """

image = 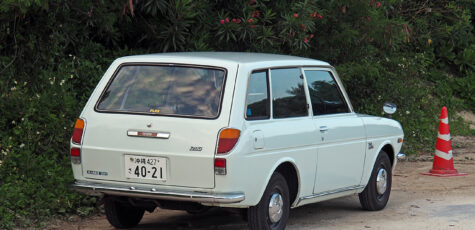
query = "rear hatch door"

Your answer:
(79, 64), (234, 189)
